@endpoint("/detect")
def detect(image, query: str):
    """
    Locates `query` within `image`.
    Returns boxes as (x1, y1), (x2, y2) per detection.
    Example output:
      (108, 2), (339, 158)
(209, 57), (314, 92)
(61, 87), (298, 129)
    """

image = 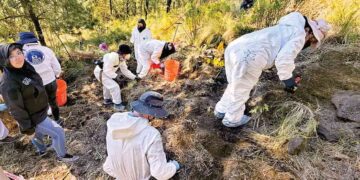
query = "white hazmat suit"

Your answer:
(130, 27), (152, 74)
(0, 120), (8, 140)
(137, 40), (166, 78)
(22, 43), (62, 86)
(103, 112), (177, 180)
(215, 12), (307, 125)
(94, 52), (136, 104)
